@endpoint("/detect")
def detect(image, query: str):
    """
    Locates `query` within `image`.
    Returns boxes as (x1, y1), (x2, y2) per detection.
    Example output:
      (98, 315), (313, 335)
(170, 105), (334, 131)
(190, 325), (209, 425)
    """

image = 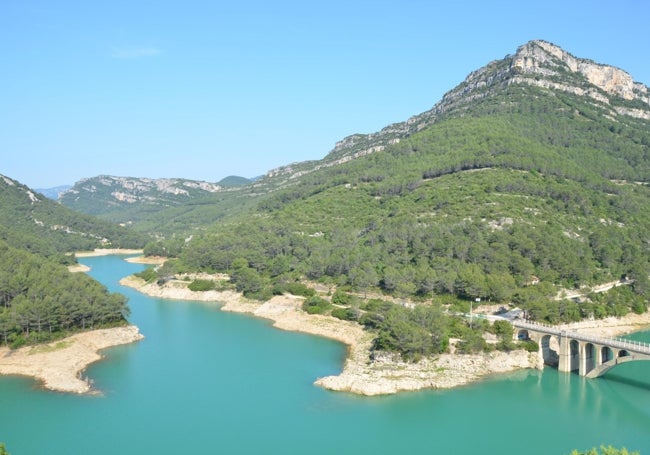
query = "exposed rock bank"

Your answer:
(317, 349), (542, 396)
(0, 326), (144, 394)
